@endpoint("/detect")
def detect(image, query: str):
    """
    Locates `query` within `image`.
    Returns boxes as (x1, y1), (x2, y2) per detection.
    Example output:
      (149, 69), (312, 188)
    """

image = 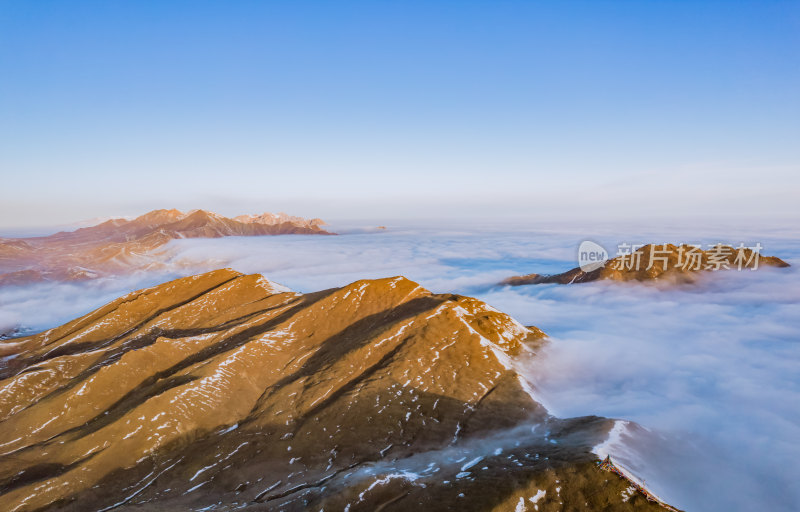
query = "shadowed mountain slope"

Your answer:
(0, 270), (674, 511)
